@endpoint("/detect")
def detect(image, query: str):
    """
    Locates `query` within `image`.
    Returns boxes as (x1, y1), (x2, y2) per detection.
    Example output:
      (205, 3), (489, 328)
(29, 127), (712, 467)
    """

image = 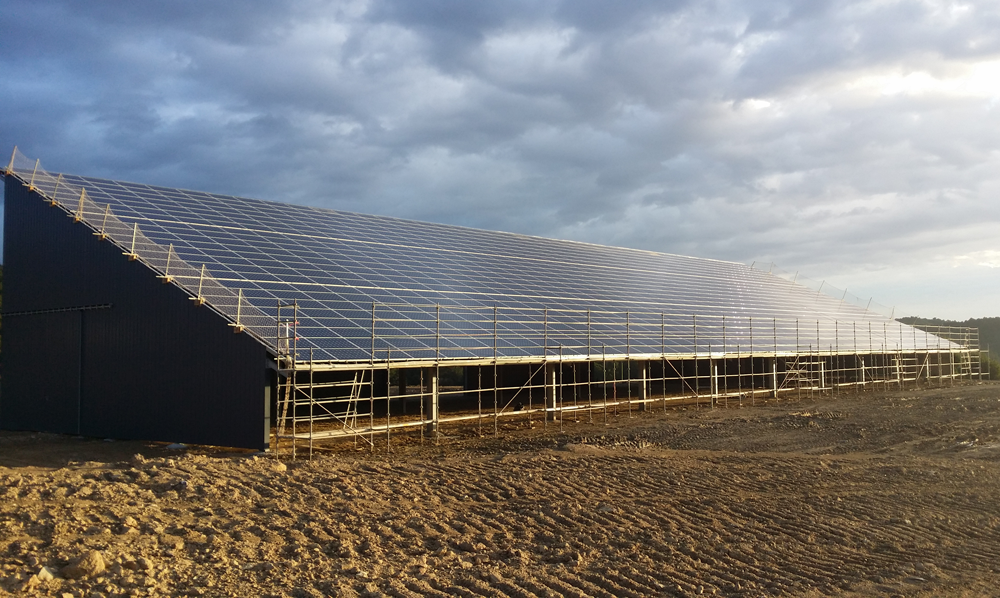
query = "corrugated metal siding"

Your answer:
(1, 176), (270, 449)
(1, 310), (81, 434)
